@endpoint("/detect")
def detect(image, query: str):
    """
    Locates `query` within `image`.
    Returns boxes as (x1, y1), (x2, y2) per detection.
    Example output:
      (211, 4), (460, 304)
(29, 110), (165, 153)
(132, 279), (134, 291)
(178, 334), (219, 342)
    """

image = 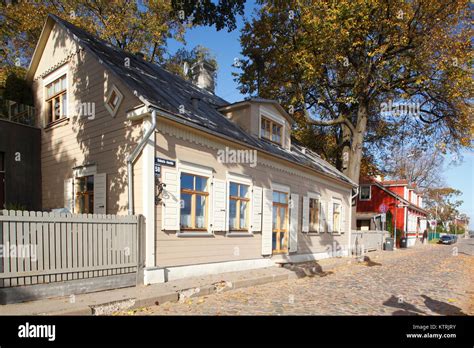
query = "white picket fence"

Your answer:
(0, 210), (141, 288)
